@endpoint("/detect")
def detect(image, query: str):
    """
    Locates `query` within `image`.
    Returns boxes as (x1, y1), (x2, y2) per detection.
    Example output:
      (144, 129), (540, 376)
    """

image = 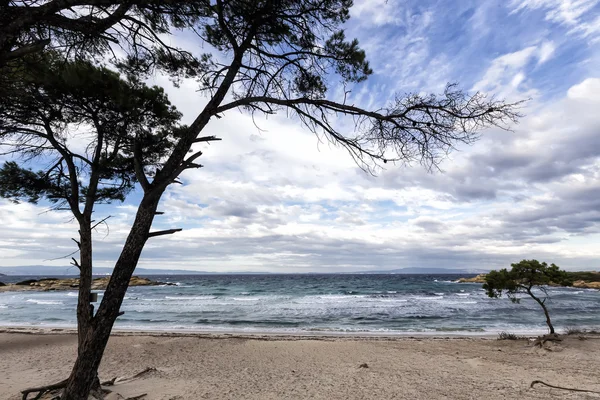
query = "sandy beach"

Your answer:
(1, 329), (599, 399)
